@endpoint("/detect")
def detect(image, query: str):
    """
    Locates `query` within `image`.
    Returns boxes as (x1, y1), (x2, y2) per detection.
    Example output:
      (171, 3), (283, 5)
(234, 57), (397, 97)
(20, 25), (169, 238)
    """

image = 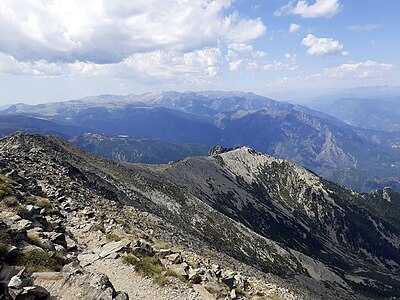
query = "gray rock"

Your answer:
(99, 241), (128, 258)
(132, 240), (153, 257)
(168, 264), (188, 278)
(114, 291), (129, 300)
(8, 285), (50, 300)
(8, 270), (32, 289)
(230, 288), (237, 299)
(77, 253), (100, 267)
(47, 232), (66, 248)
(203, 282), (227, 297)
(65, 236), (77, 251)
(17, 219), (33, 230)
(166, 253), (183, 264)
